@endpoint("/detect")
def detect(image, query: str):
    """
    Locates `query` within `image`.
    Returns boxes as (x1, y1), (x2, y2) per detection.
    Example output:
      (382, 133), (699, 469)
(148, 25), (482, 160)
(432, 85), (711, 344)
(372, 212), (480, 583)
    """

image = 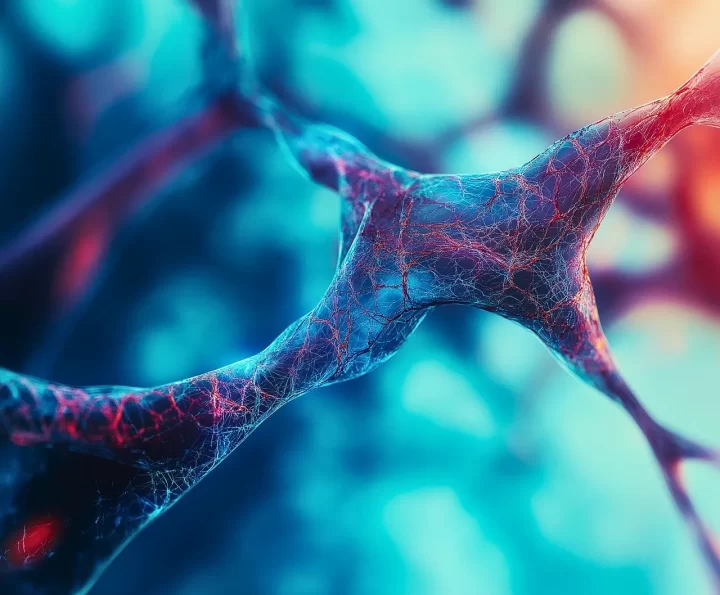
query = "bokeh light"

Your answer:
(2, 0), (720, 594)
